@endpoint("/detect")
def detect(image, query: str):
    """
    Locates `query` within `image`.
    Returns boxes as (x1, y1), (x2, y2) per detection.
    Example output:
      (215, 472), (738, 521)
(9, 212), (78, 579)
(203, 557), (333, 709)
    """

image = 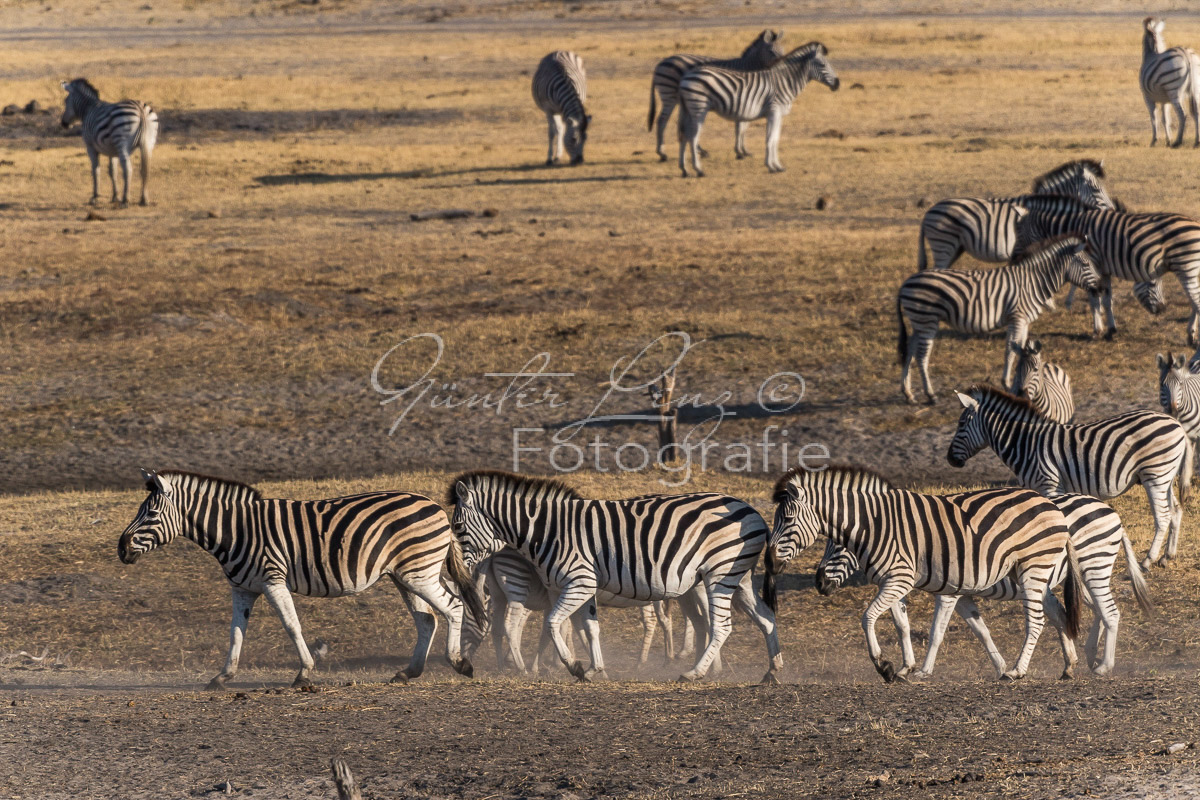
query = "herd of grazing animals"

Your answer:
(43, 18), (1200, 686)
